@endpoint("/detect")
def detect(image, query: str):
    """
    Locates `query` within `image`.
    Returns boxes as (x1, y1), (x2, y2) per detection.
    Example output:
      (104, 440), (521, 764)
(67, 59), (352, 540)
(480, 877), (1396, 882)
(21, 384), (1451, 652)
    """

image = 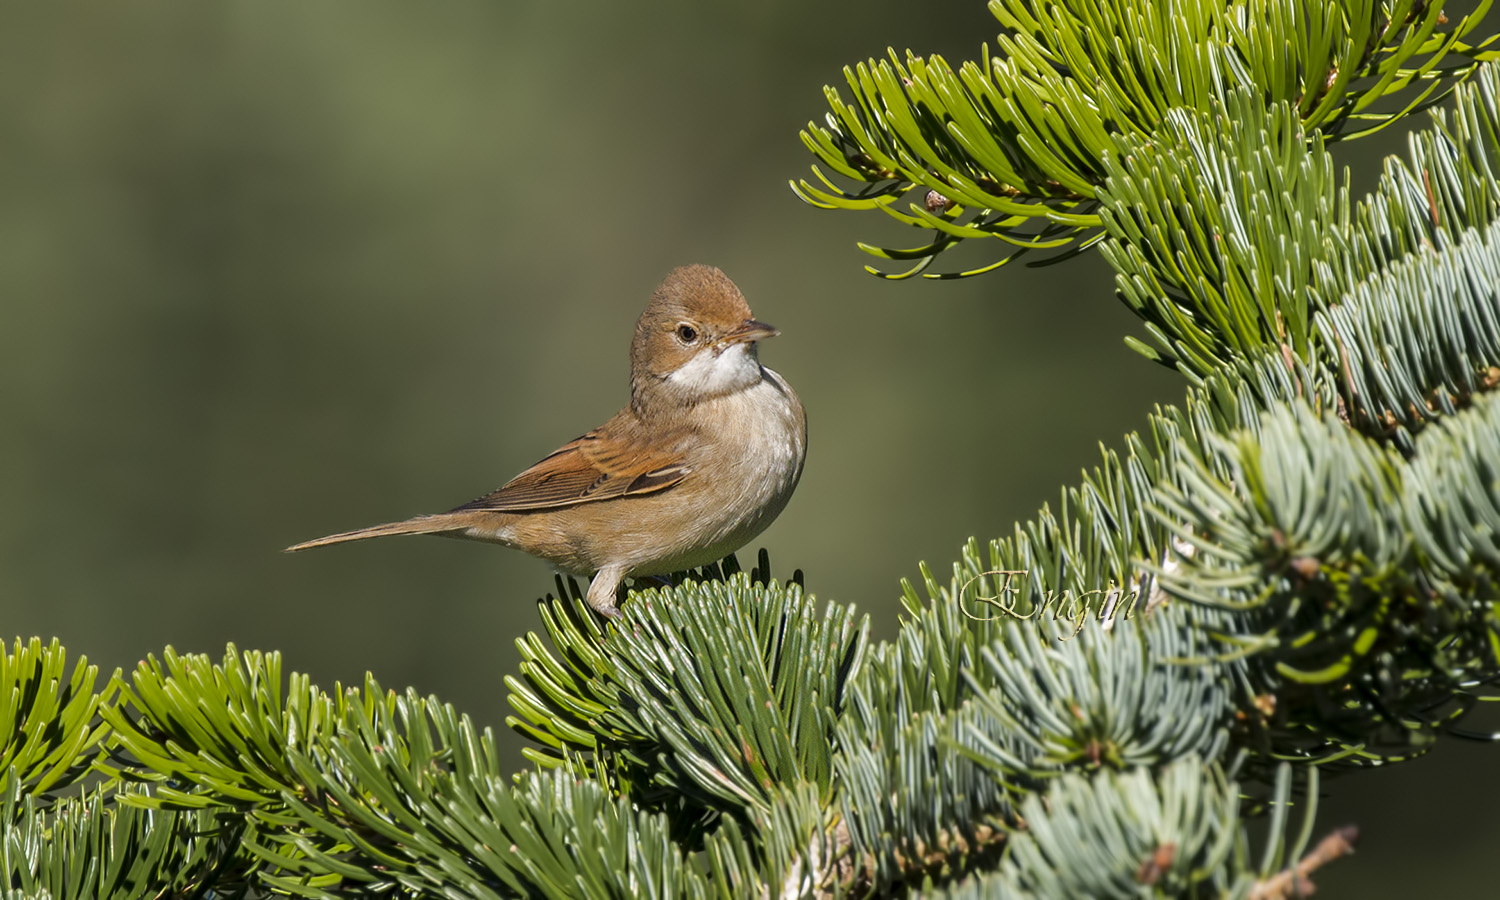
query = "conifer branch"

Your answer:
(796, 0), (1499, 278)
